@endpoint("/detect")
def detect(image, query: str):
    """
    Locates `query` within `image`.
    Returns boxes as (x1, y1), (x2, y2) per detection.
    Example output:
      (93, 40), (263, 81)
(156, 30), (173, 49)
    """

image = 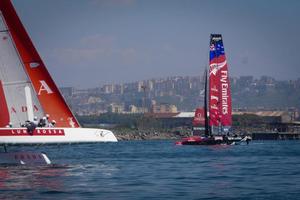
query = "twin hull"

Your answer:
(0, 127), (118, 145)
